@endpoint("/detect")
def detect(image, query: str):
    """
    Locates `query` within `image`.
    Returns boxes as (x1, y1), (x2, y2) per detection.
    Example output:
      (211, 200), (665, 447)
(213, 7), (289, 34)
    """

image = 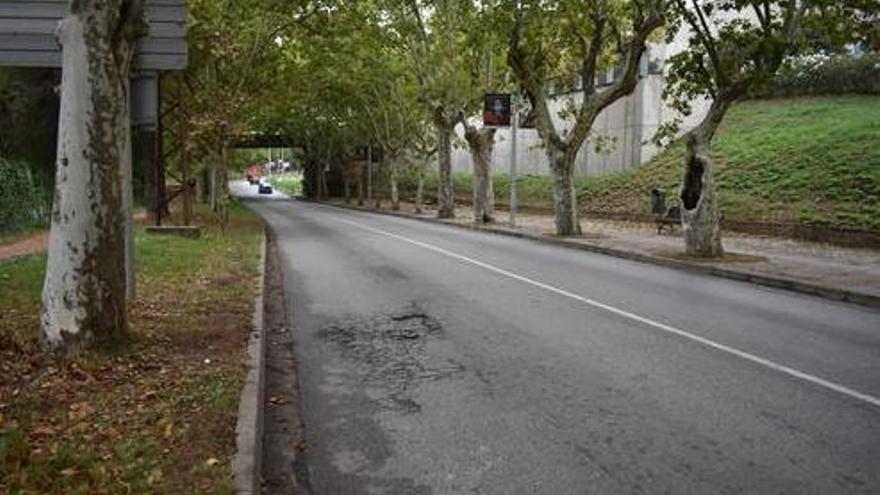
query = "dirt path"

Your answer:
(0, 231), (48, 261)
(0, 212), (152, 262)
